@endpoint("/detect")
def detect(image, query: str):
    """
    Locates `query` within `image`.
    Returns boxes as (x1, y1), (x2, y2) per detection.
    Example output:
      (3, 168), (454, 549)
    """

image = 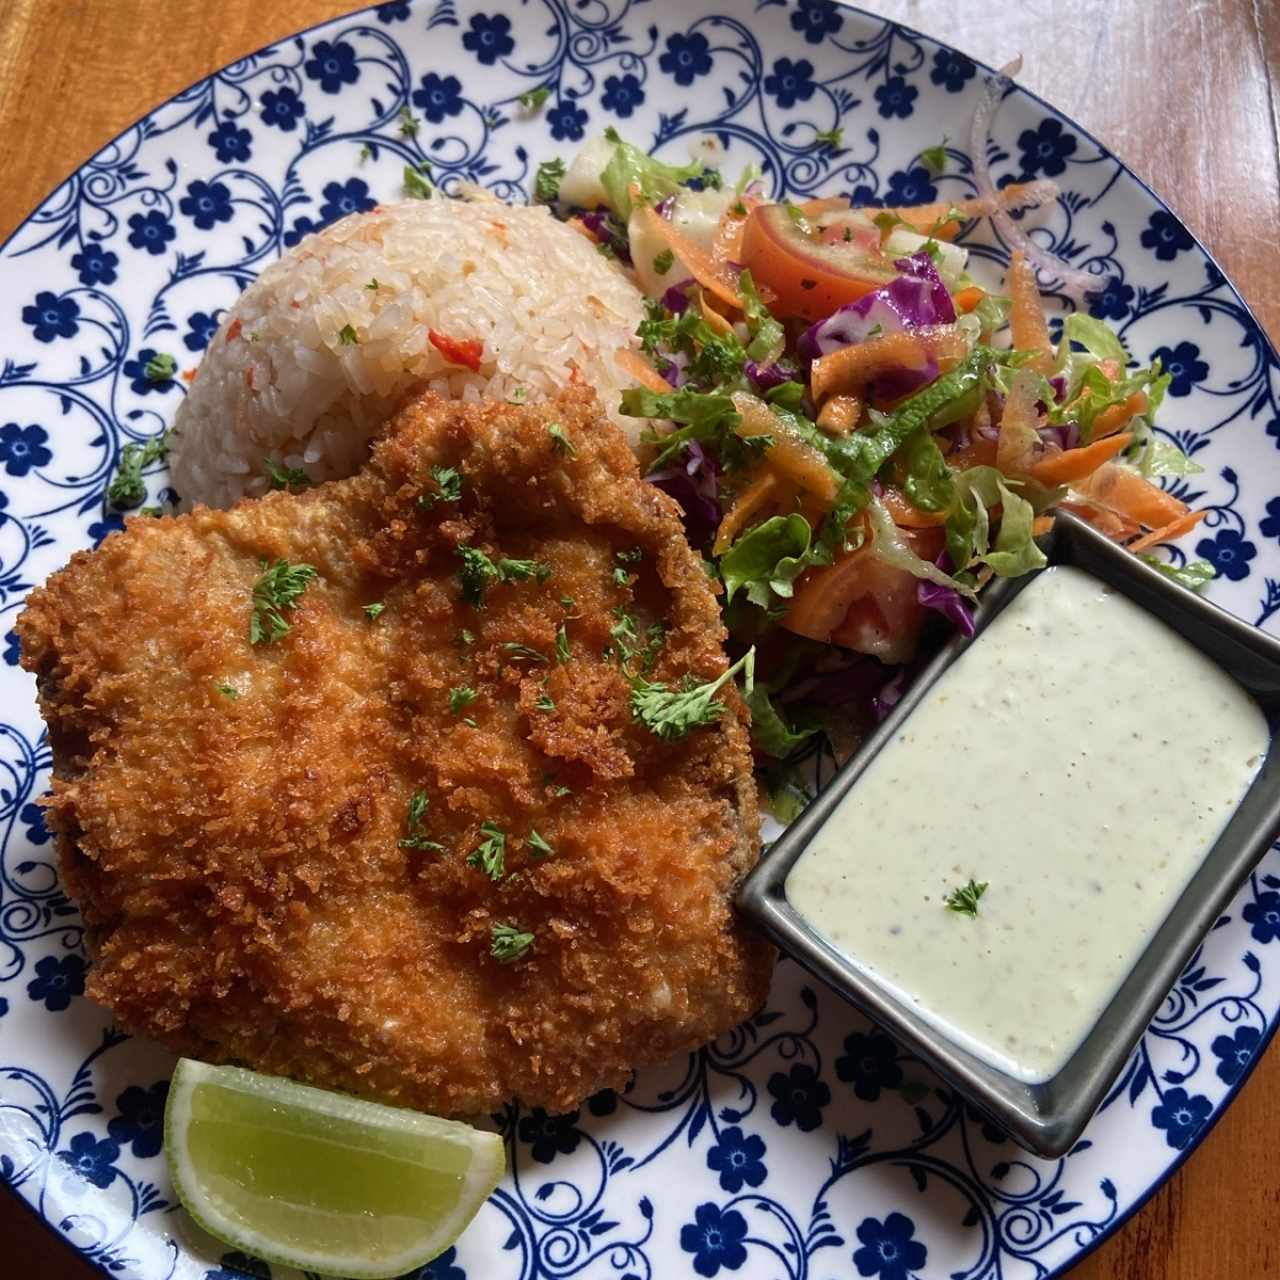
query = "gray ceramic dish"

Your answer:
(737, 510), (1280, 1158)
